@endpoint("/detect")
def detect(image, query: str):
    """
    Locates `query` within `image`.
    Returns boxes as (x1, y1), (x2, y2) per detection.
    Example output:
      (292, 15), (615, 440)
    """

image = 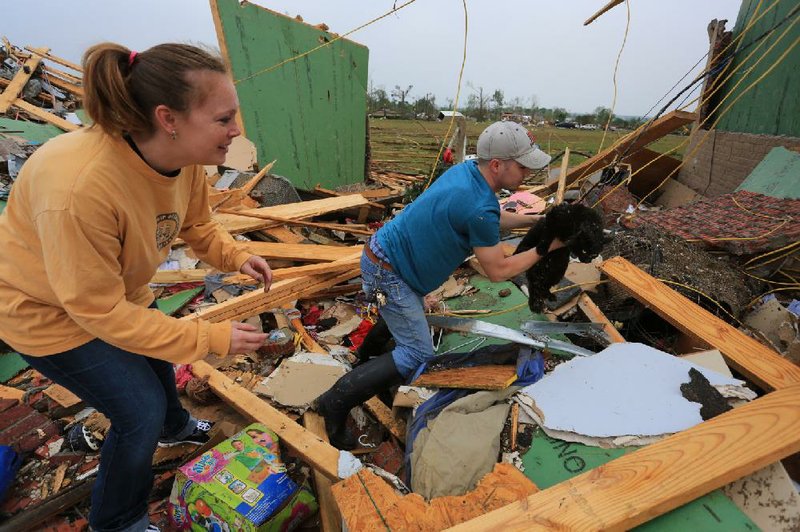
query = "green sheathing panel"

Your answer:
(715, 0), (800, 136)
(523, 429), (758, 530)
(0, 118), (63, 144)
(433, 274), (571, 358)
(736, 146), (800, 198)
(214, 0), (369, 190)
(0, 352), (28, 383)
(156, 286), (204, 316)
